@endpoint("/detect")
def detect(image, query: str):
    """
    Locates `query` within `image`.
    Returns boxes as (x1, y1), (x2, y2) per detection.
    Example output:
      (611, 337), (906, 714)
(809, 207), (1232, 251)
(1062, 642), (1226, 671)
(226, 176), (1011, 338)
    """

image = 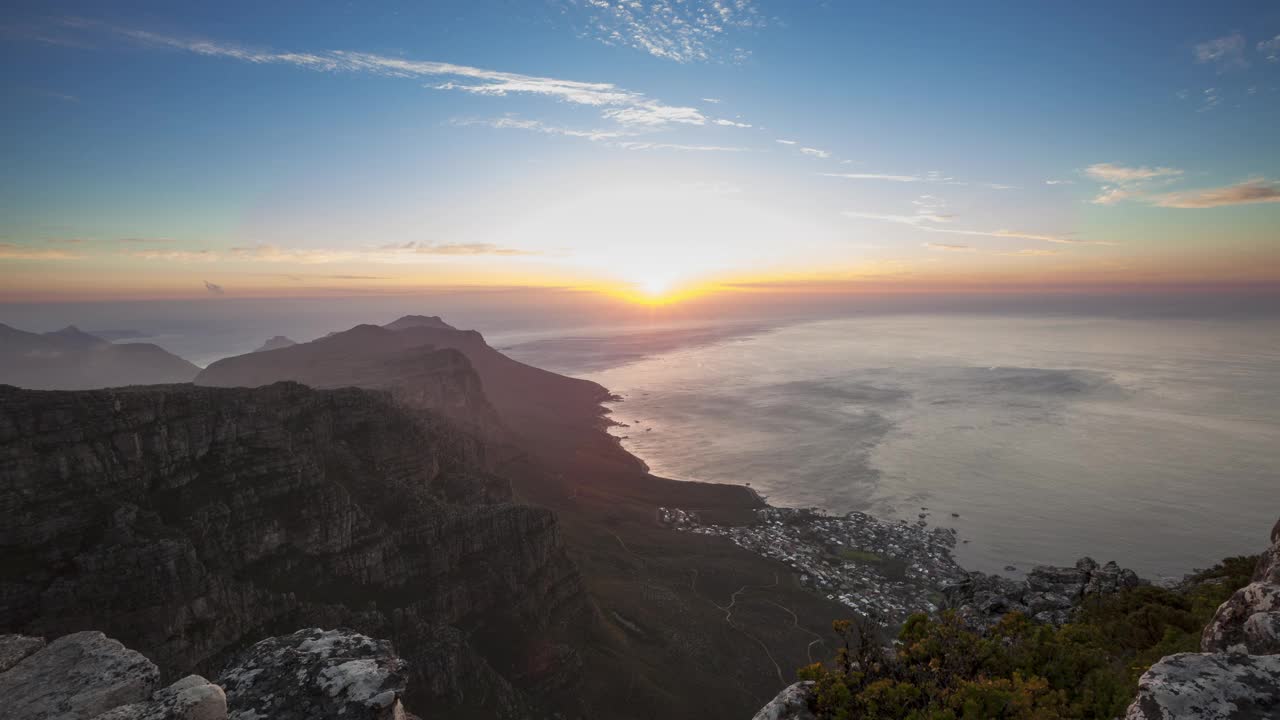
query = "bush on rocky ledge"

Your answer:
(797, 555), (1257, 720)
